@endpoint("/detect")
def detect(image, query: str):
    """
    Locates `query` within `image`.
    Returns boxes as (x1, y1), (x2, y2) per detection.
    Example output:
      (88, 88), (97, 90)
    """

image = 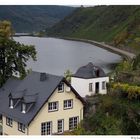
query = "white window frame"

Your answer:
(58, 82), (64, 92)
(9, 98), (14, 109)
(18, 122), (25, 133)
(6, 117), (13, 127)
(21, 103), (26, 113)
(57, 119), (64, 133)
(64, 99), (73, 109)
(69, 116), (79, 130)
(89, 83), (93, 92)
(41, 121), (52, 135)
(102, 81), (106, 90)
(48, 101), (58, 112)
